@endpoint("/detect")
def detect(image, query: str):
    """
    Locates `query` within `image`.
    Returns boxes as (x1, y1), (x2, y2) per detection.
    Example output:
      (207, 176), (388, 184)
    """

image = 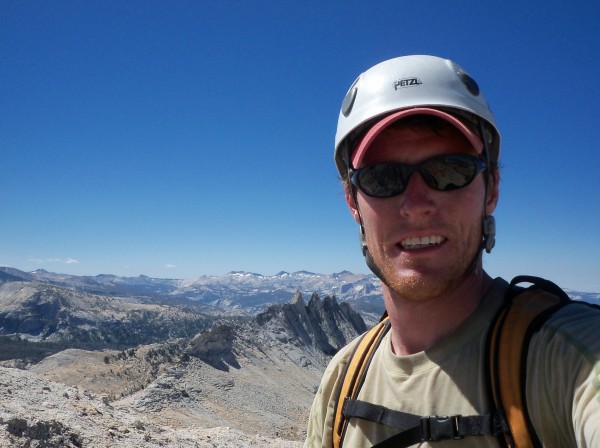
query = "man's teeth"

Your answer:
(401, 235), (444, 249)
